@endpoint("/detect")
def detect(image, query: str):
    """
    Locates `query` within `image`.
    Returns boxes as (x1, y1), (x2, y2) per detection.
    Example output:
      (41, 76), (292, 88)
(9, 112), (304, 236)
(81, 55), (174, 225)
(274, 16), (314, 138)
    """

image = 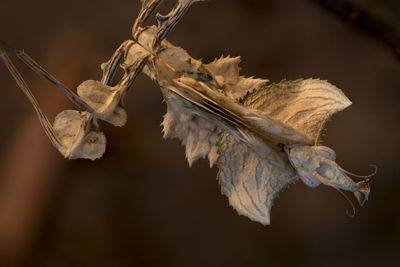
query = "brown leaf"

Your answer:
(53, 110), (106, 160)
(77, 80), (127, 127)
(243, 79), (352, 143)
(161, 87), (219, 167)
(217, 132), (296, 225)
